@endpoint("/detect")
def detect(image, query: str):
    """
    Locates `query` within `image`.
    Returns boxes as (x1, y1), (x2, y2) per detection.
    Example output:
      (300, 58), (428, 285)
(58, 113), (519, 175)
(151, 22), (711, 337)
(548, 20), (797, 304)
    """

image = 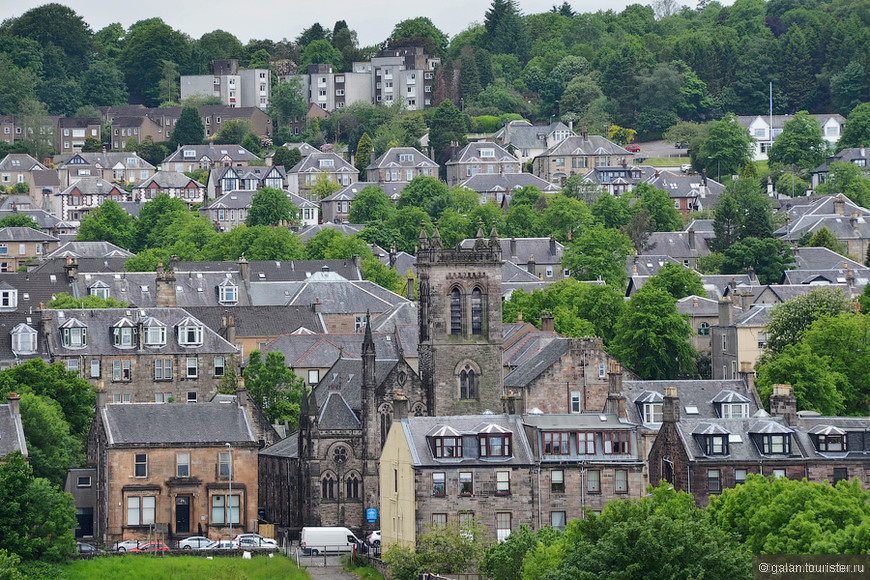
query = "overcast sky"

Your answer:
(5, 1), (680, 47)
